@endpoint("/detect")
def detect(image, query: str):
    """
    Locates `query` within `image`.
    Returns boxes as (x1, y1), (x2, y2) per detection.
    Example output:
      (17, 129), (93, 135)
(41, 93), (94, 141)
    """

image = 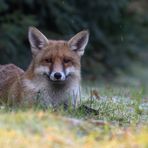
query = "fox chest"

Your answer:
(34, 89), (67, 107)
(23, 86), (75, 108)
(23, 79), (79, 108)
